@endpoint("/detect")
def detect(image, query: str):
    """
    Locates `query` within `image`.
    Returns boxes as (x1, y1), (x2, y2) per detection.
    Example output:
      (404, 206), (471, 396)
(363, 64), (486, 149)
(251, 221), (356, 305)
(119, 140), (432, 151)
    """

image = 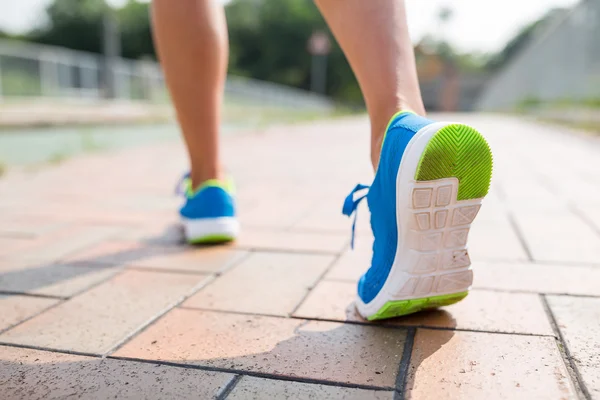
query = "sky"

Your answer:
(0, 0), (580, 53)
